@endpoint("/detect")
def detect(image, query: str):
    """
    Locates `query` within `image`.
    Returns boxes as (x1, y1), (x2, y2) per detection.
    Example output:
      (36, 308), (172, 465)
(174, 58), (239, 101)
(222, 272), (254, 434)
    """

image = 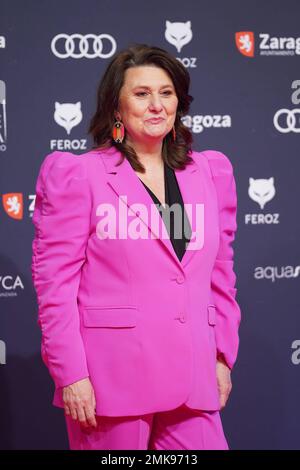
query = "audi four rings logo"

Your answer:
(273, 108), (300, 133)
(51, 33), (117, 59)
